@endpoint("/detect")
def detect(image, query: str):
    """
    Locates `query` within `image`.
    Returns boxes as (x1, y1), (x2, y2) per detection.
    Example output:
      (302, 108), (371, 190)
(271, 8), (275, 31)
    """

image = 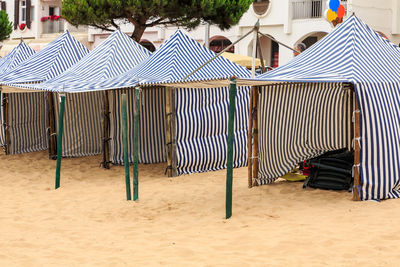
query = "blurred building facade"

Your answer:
(2, 0), (400, 66)
(0, 0), (87, 55)
(89, 0), (400, 67)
